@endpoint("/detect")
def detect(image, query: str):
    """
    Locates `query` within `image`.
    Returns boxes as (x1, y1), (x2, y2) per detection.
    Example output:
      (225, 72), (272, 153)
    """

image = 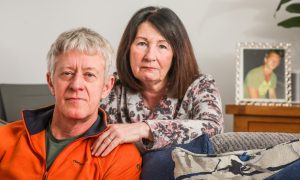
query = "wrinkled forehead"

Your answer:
(54, 49), (106, 70)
